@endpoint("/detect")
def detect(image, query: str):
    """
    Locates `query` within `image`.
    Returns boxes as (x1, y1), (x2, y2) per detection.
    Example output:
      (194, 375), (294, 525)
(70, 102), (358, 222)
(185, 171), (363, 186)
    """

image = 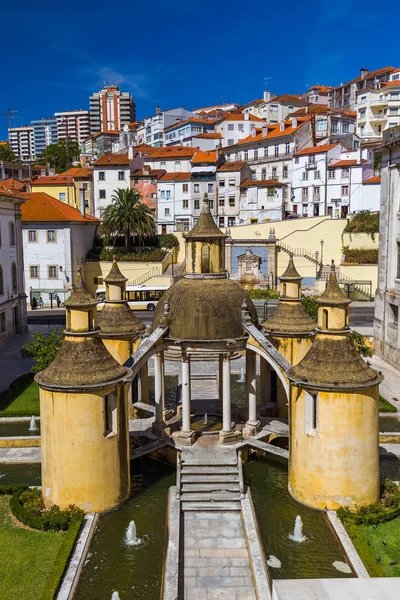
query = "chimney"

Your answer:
(244, 112), (250, 121)
(128, 145), (134, 160)
(79, 188), (86, 218)
(360, 68), (369, 79)
(216, 109), (223, 120)
(263, 91), (271, 102)
(156, 105), (161, 115)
